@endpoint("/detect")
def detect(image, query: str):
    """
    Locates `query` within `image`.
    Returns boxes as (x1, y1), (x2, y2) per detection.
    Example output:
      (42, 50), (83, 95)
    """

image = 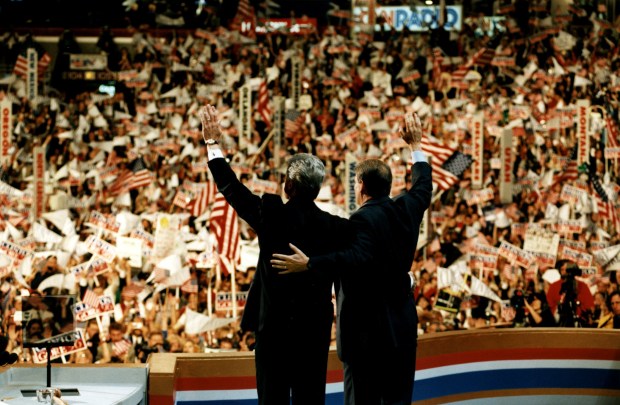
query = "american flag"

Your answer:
(173, 181), (215, 216)
(108, 158), (153, 196)
(236, 0), (254, 19)
(502, 263), (516, 281)
(451, 65), (470, 87)
(552, 146), (578, 185)
(421, 136), (456, 166)
(595, 195), (610, 219)
(442, 151), (473, 177)
(13, 52), (52, 79)
(39, 52), (51, 77)
(13, 54), (27, 78)
(113, 339), (132, 357)
(127, 158), (153, 189)
(230, 0), (255, 33)
(421, 136), (461, 191)
(108, 169), (132, 196)
(257, 78), (272, 128)
(191, 182), (215, 217)
(591, 175), (620, 235)
(433, 166), (460, 191)
(611, 204), (620, 236)
(285, 109), (304, 138)
(209, 193), (240, 275)
(172, 189), (195, 210)
(82, 289), (99, 308)
(181, 277), (199, 294)
(606, 117), (619, 148)
(596, 198), (620, 237)
(471, 48), (496, 66)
